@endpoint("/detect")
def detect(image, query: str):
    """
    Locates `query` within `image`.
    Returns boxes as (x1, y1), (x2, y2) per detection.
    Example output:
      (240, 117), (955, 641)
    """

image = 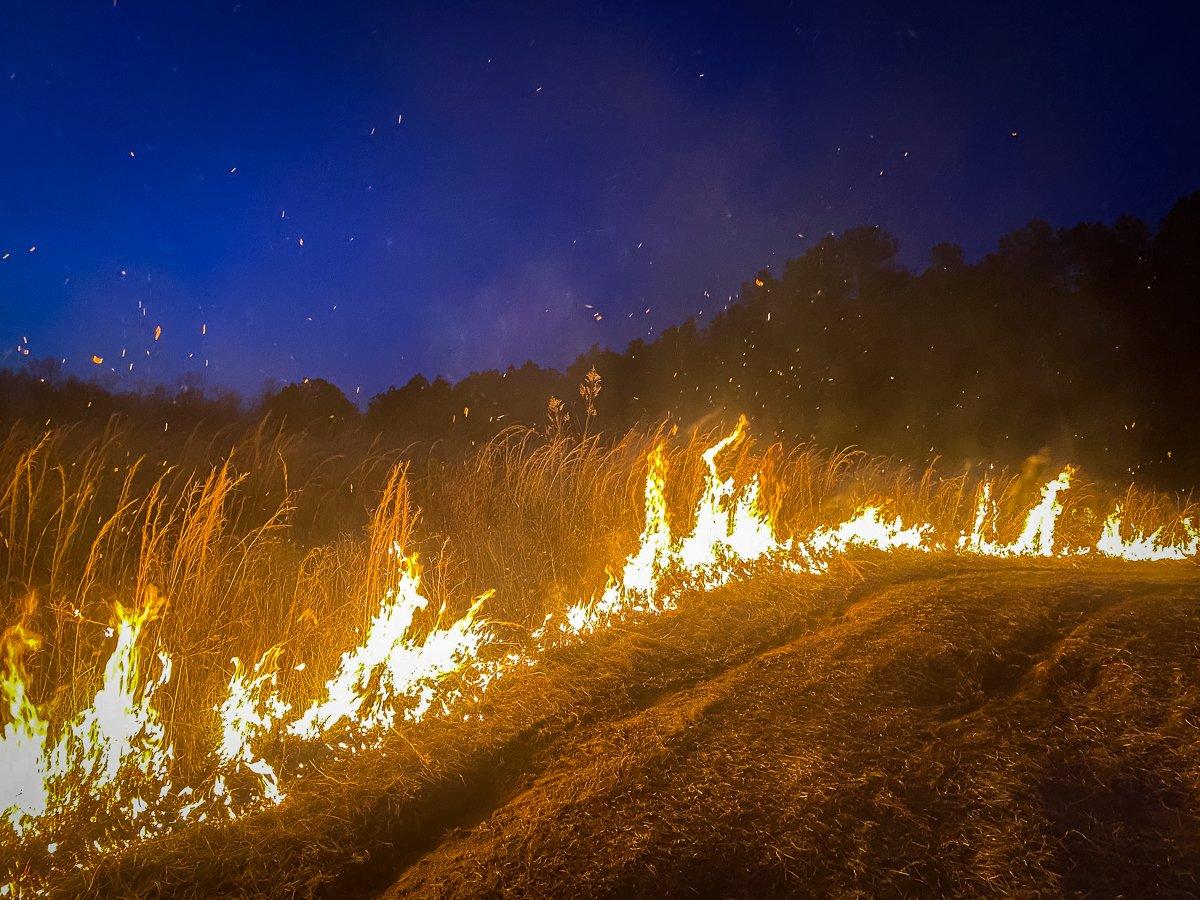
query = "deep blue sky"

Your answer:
(2, 1), (1197, 398)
